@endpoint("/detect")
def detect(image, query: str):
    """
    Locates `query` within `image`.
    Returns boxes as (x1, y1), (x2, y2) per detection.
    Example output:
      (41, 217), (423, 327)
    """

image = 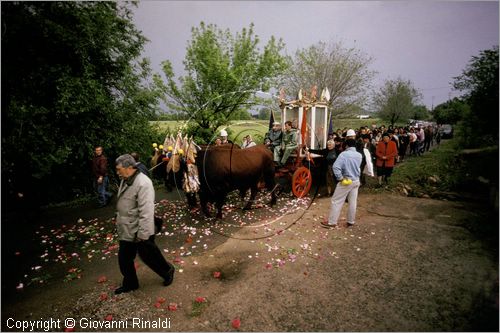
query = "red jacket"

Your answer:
(375, 140), (398, 168)
(92, 155), (108, 178)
